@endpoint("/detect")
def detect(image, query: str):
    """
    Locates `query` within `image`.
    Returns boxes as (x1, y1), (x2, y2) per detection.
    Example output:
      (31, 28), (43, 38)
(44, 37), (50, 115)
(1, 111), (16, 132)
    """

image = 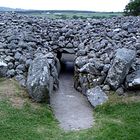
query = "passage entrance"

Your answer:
(50, 53), (94, 131)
